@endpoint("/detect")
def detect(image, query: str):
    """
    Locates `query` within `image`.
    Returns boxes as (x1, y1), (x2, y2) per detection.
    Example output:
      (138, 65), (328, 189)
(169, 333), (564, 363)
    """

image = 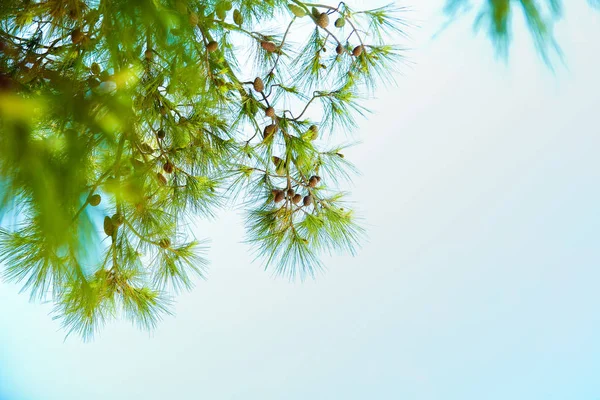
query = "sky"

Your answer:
(1, 1), (600, 399)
